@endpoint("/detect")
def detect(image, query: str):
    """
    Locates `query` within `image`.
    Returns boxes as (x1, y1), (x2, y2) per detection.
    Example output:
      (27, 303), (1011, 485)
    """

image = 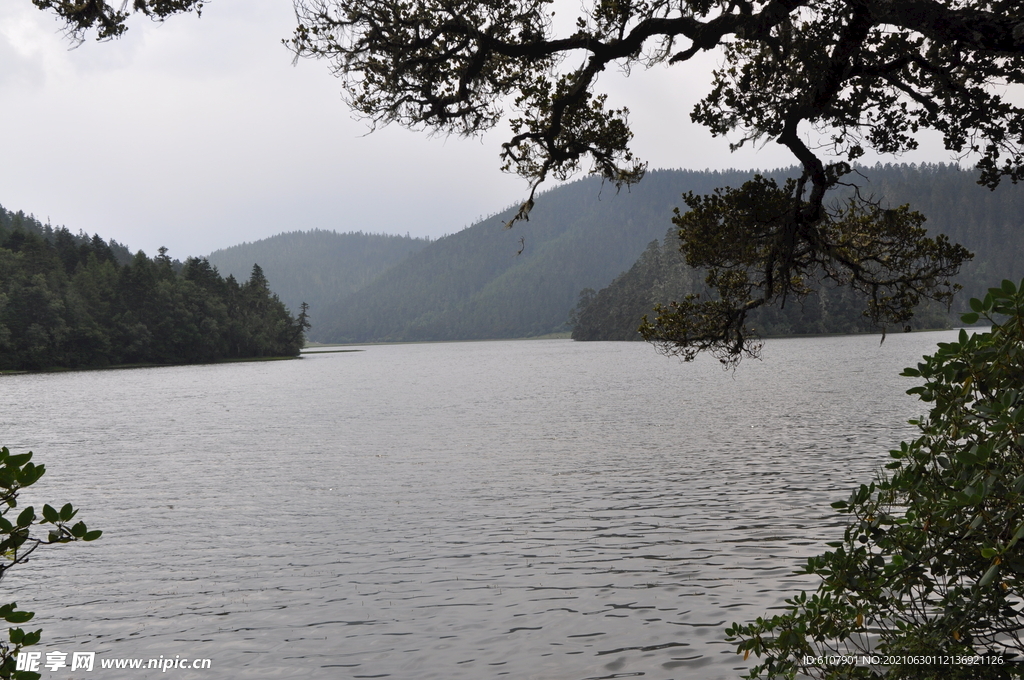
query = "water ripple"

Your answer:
(0, 331), (954, 679)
